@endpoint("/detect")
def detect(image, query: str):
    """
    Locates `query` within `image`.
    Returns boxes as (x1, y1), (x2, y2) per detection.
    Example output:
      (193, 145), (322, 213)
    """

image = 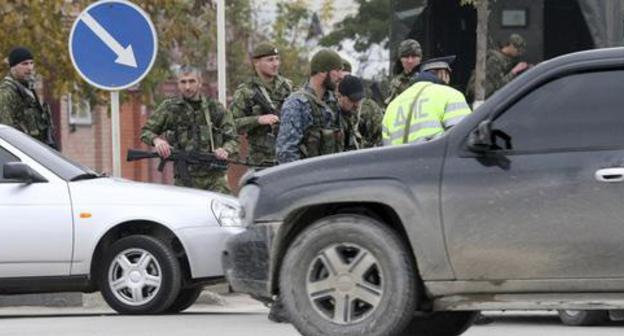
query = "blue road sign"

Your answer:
(69, 0), (158, 91)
